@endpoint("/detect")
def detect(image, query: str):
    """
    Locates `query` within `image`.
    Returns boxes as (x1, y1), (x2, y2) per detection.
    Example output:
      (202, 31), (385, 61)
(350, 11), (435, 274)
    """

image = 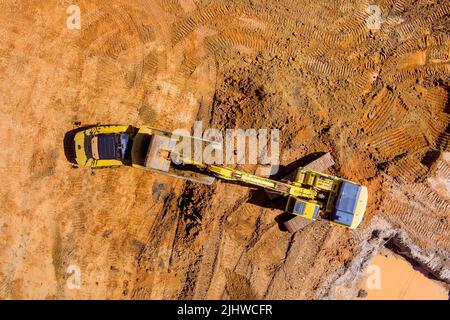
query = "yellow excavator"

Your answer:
(65, 125), (368, 232)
